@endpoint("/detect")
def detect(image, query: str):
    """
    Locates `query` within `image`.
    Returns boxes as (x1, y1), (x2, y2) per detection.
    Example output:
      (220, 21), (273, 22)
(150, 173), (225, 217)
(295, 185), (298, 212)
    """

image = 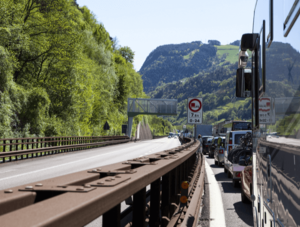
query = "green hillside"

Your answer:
(0, 0), (174, 138)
